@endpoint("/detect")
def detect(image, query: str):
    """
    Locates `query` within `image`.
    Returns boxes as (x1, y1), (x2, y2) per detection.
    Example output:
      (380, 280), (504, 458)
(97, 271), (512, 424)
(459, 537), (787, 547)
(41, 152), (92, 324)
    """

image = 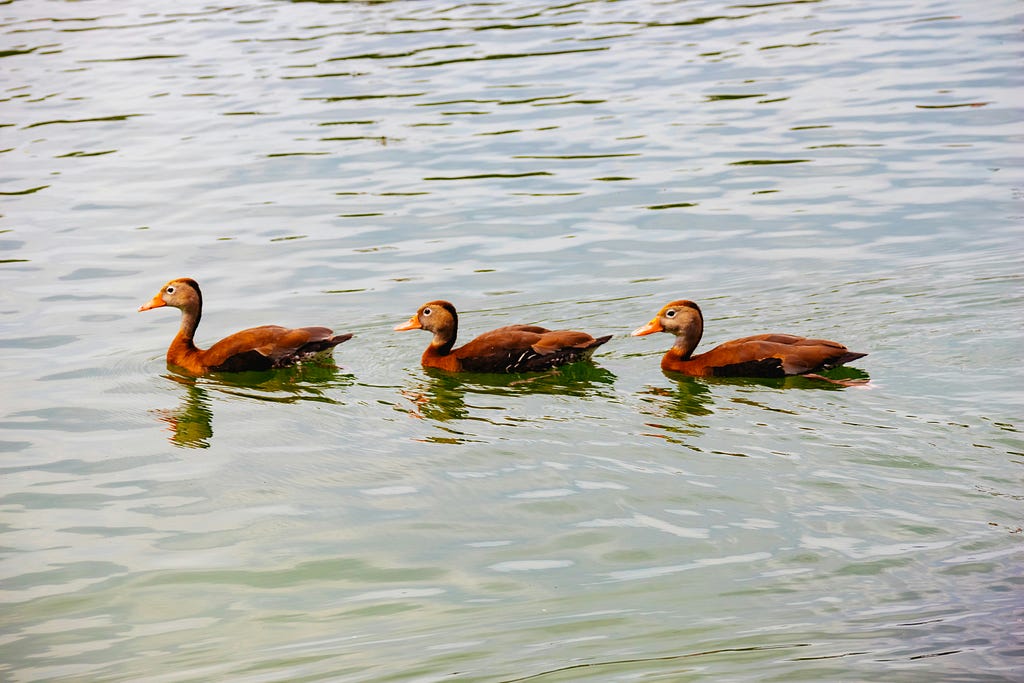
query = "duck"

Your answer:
(139, 277), (352, 375)
(394, 300), (611, 373)
(631, 299), (866, 379)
